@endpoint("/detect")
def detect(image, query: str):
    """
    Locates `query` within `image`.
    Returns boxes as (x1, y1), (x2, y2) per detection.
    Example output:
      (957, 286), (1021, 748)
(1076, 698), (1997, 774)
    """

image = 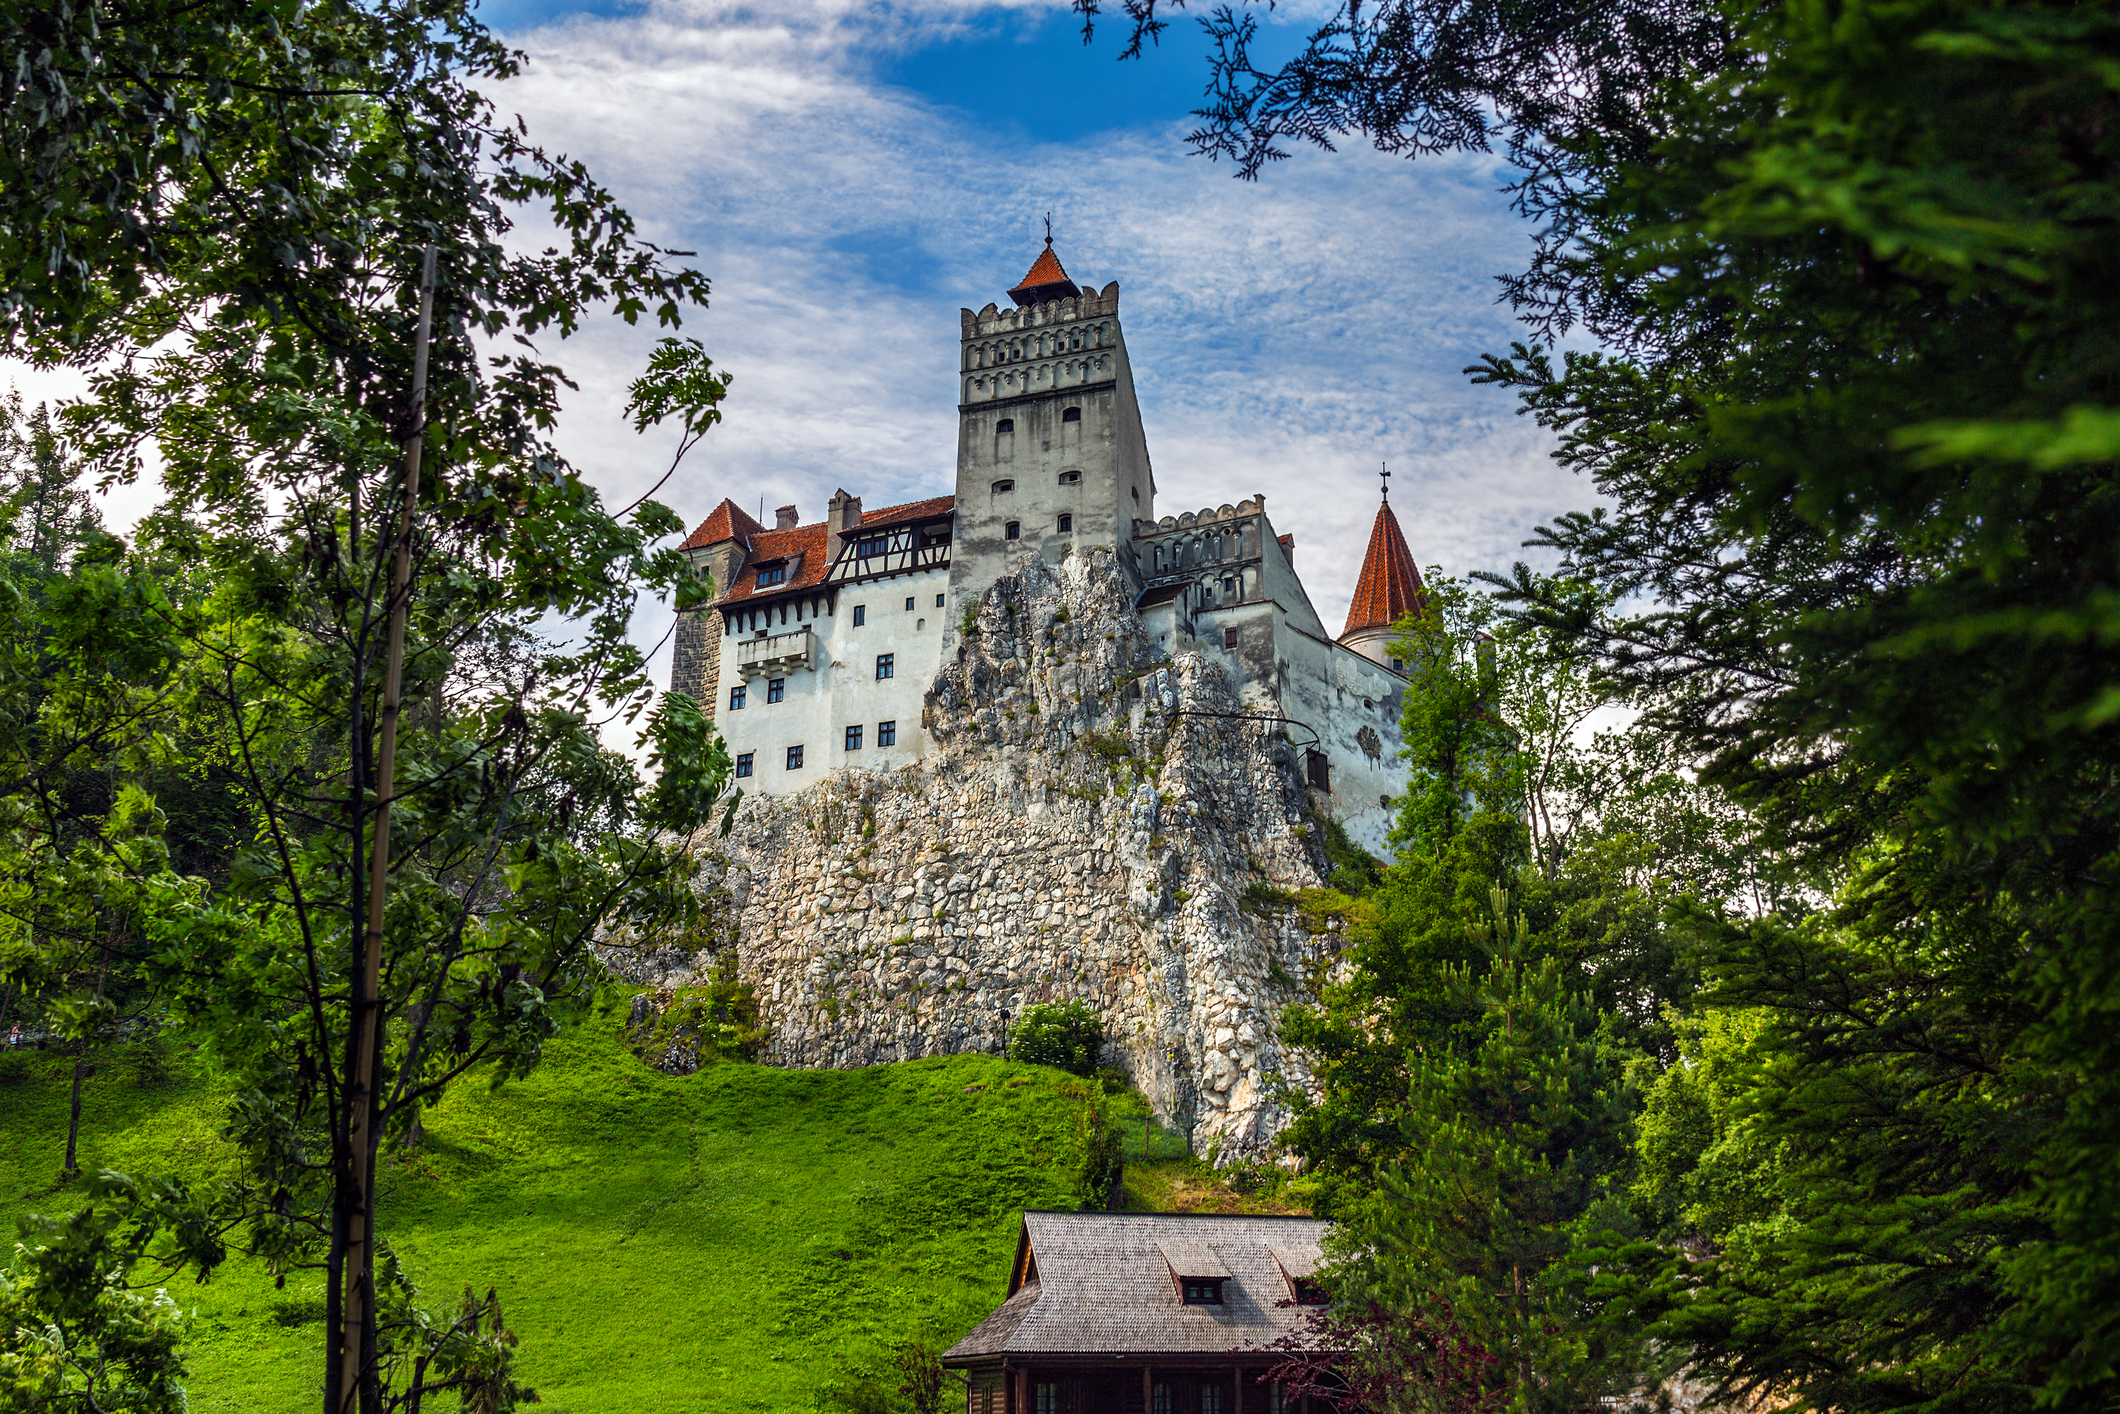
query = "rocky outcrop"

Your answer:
(619, 549), (1343, 1157)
